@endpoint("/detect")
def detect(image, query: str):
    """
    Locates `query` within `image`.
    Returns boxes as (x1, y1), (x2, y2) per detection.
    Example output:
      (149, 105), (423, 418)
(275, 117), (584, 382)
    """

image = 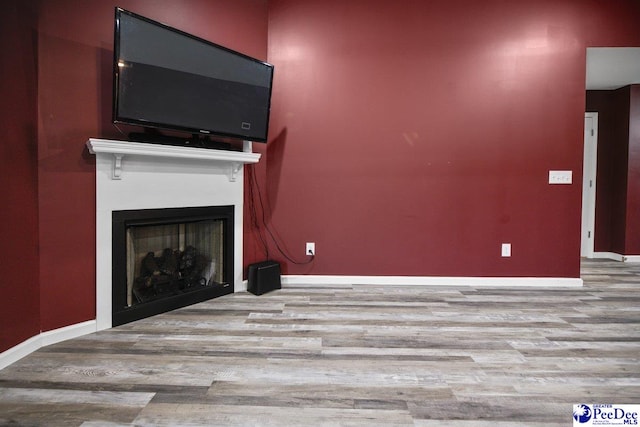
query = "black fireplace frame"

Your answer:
(112, 205), (234, 326)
